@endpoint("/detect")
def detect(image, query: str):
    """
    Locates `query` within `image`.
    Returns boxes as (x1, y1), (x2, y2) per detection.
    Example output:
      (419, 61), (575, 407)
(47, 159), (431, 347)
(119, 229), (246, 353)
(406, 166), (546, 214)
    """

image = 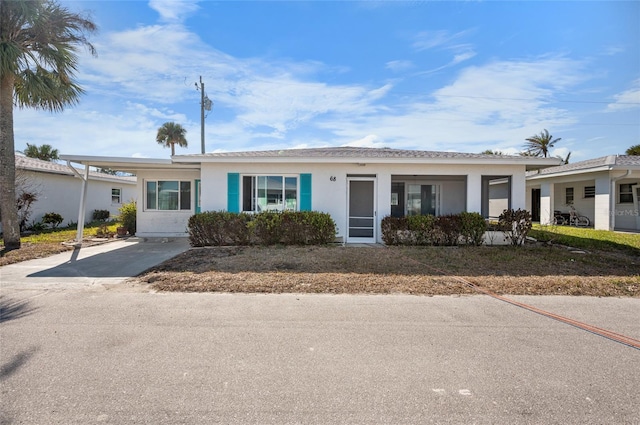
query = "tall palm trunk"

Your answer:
(0, 73), (20, 250)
